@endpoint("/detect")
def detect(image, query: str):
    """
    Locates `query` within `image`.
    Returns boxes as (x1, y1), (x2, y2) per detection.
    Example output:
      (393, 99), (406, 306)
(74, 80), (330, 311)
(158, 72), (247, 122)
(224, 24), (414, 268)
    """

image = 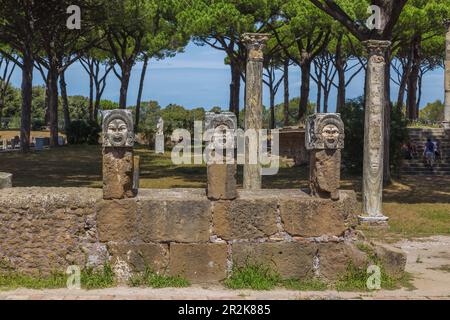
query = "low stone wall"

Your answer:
(0, 187), (405, 283)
